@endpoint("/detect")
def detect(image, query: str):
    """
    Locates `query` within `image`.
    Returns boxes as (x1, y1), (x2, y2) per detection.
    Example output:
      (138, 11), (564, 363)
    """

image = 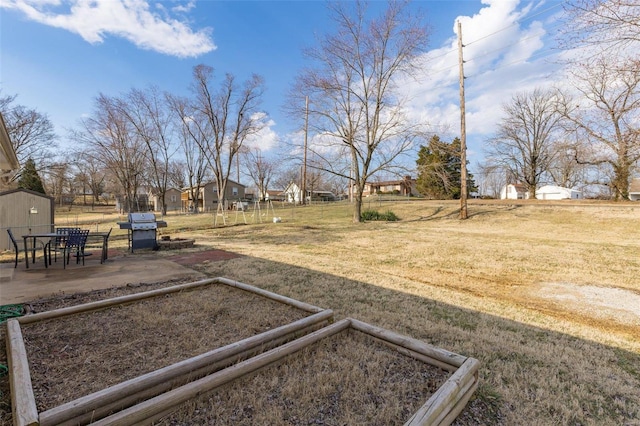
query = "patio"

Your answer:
(0, 251), (207, 305)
